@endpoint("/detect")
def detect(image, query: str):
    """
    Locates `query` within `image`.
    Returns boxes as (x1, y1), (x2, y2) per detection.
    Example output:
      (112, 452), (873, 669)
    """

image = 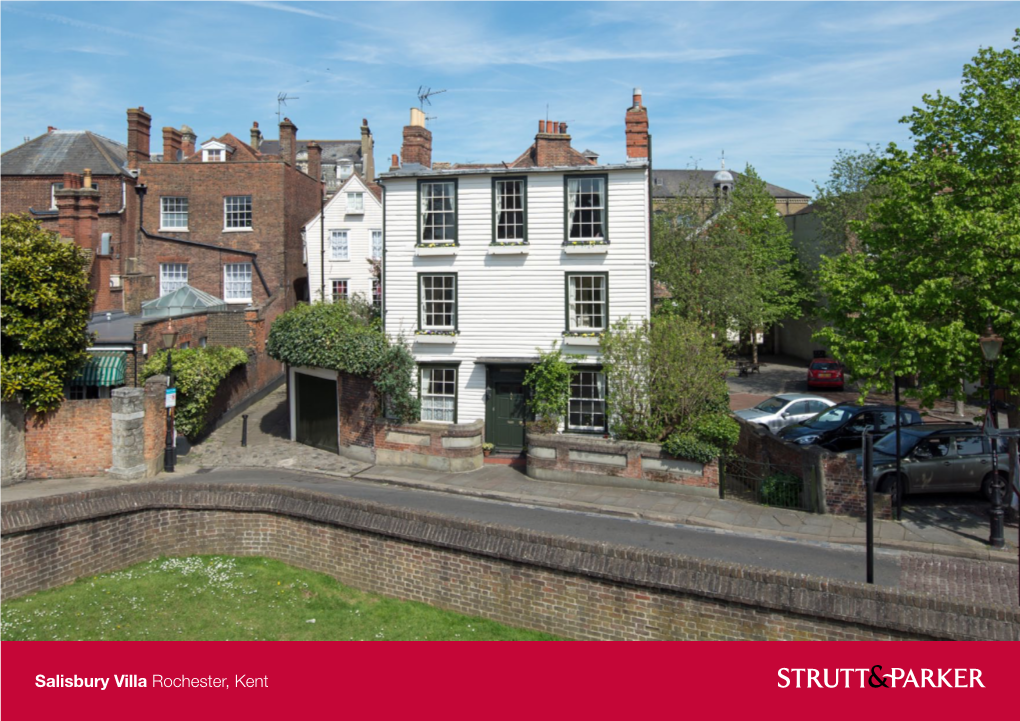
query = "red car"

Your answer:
(807, 358), (845, 390)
